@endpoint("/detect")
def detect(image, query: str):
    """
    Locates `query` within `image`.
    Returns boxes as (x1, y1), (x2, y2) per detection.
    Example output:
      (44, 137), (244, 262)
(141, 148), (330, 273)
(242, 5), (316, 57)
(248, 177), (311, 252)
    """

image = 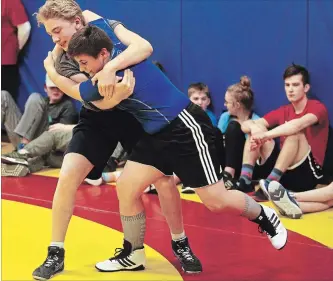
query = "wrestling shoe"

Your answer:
(172, 237), (202, 273)
(32, 246), (65, 280)
(95, 240), (145, 272)
(255, 205), (288, 250)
